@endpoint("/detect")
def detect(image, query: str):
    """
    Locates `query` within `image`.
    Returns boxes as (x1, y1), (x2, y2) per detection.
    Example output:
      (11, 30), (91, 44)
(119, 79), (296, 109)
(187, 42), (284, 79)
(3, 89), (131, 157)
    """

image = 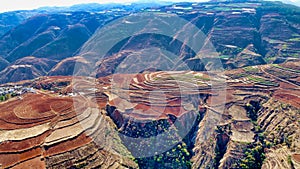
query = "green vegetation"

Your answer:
(282, 43), (288, 50)
(239, 143), (265, 169)
(0, 93), (13, 102)
(247, 76), (278, 86)
(118, 118), (194, 169)
(288, 38), (300, 42)
(194, 75), (211, 81)
(285, 135), (293, 148)
(259, 1), (300, 24)
(214, 27), (223, 31)
(136, 142), (192, 169)
(243, 66), (259, 73)
(213, 7), (231, 11)
(287, 155), (295, 169)
(155, 74), (193, 82)
(214, 124), (231, 168)
(261, 103), (298, 153)
(265, 140), (274, 148)
(221, 47), (243, 55)
(73, 163), (87, 169)
(272, 64), (300, 73)
(126, 109), (206, 169)
(247, 76), (264, 83)
(265, 57), (276, 63)
(155, 74), (212, 83)
(258, 1), (300, 39)
(233, 73), (248, 79)
(238, 100), (267, 169)
(219, 55), (230, 59)
(267, 39), (278, 44)
(0, 95), (5, 101)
